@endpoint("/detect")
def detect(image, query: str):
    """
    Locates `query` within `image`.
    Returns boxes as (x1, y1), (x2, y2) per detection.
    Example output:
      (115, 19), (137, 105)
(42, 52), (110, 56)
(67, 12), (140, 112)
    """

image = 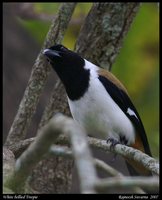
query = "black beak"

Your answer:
(43, 49), (61, 60)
